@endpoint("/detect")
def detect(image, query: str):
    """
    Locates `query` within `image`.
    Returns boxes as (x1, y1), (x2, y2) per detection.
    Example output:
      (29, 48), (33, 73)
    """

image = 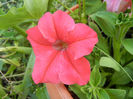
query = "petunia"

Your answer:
(104, 0), (132, 13)
(26, 10), (98, 85)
